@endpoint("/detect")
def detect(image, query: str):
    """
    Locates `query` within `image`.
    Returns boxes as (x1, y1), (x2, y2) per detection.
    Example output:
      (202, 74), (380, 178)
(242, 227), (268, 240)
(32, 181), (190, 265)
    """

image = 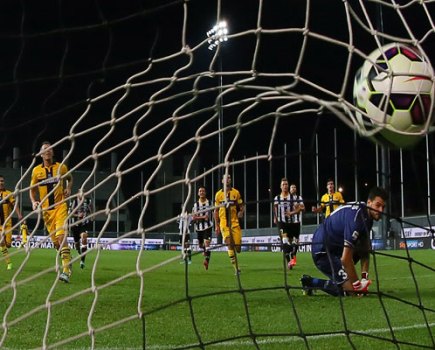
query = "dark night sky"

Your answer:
(0, 0), (434, 224)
